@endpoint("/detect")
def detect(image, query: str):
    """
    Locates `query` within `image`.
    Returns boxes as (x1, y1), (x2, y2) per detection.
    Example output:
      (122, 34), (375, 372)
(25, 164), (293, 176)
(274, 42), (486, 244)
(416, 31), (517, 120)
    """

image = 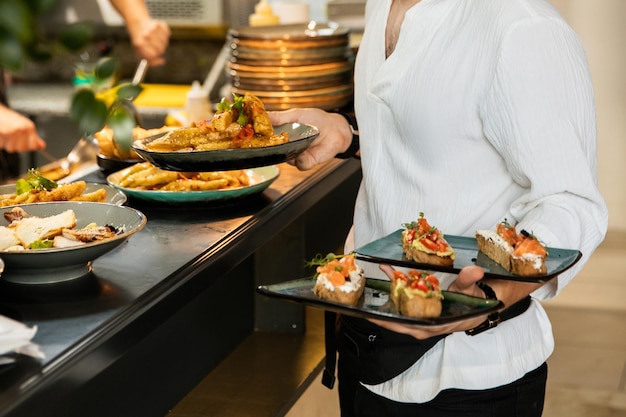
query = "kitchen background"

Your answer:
(4, 2), (624, 416)
(10, 0), (625, 235)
